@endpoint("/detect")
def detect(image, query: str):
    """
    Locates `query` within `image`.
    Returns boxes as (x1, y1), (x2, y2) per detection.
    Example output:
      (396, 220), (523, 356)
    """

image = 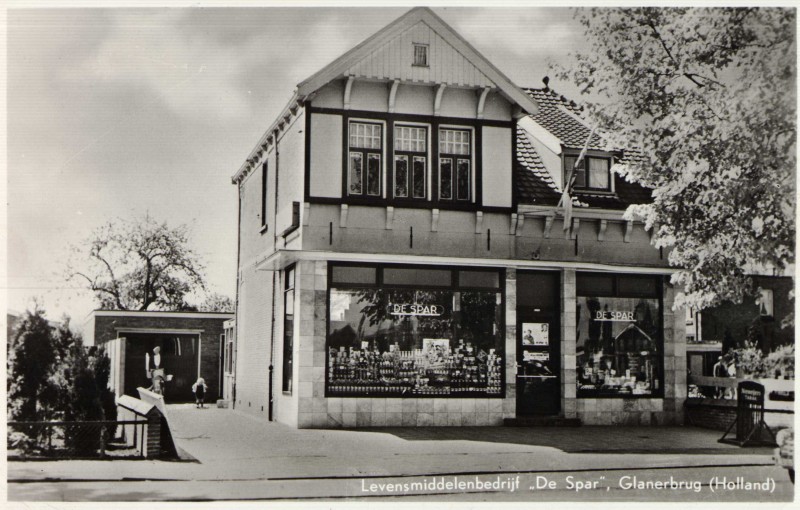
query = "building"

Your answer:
(85, 310), (233, 404)
(231, 7), (689, 428)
